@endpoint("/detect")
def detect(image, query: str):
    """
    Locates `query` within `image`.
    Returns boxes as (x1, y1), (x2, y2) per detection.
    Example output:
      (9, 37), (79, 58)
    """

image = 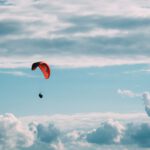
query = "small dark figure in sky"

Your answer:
(39, 93), (43, 98)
